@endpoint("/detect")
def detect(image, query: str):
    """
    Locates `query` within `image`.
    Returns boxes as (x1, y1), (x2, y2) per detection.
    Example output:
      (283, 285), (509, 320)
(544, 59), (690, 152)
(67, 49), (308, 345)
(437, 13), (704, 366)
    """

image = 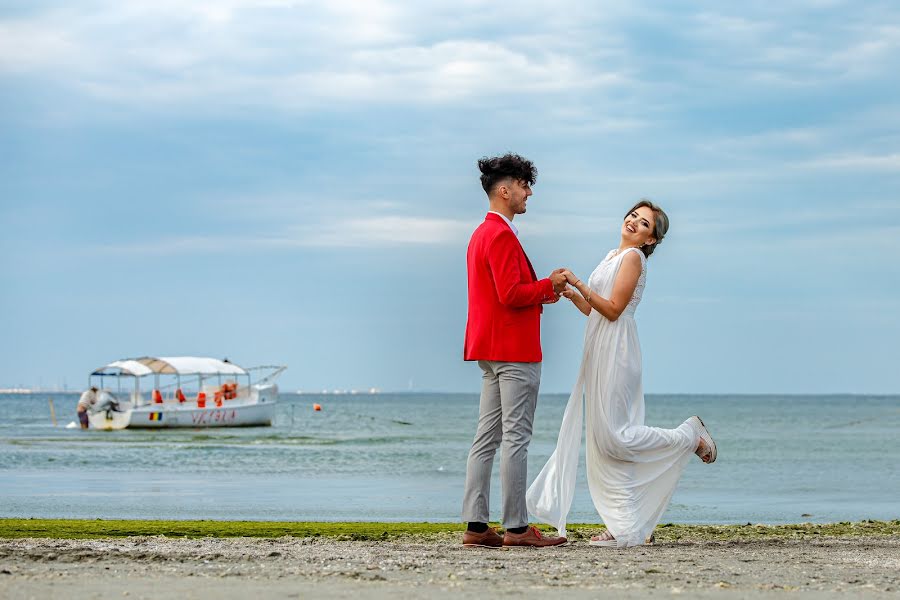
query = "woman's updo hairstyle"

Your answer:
(626, 199), (669, 258)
